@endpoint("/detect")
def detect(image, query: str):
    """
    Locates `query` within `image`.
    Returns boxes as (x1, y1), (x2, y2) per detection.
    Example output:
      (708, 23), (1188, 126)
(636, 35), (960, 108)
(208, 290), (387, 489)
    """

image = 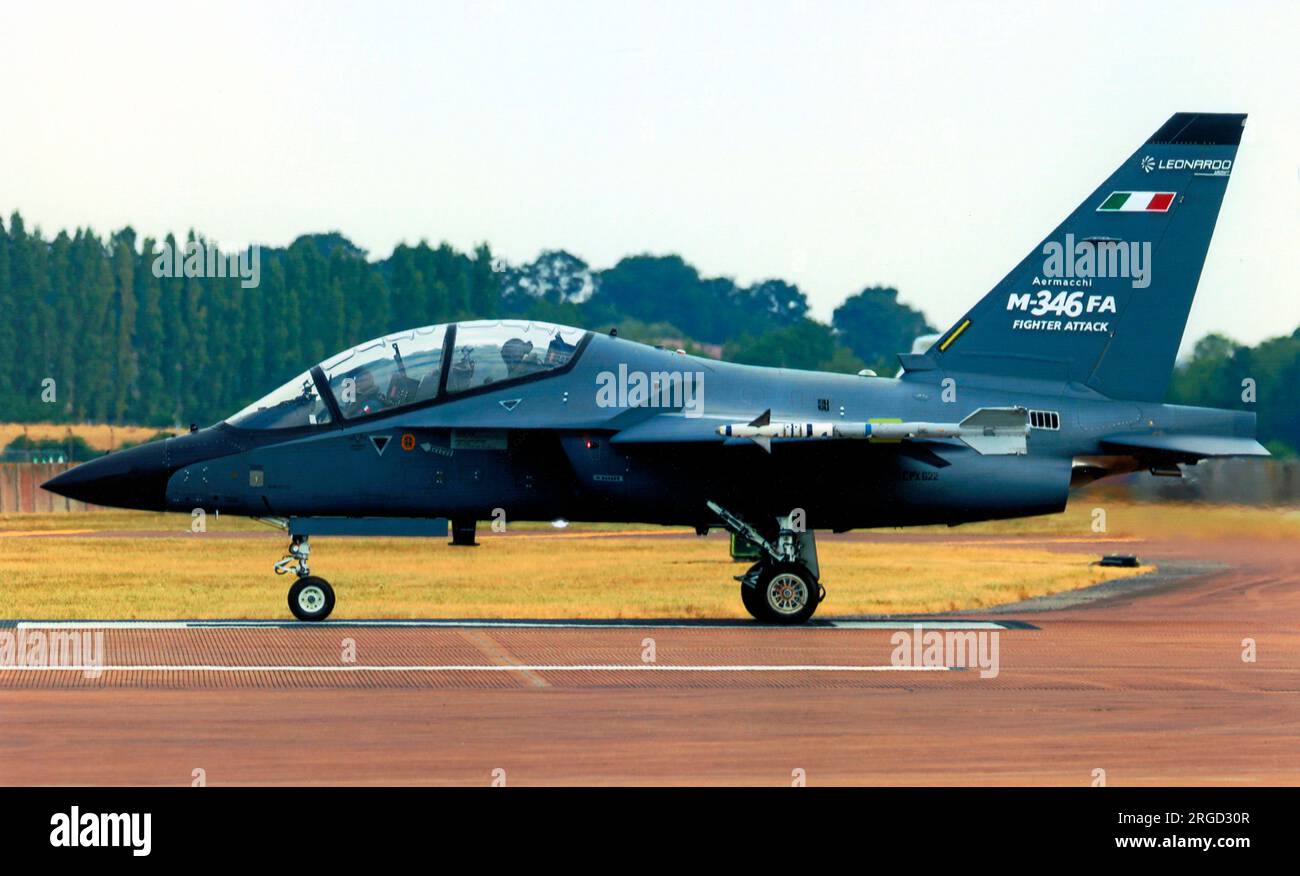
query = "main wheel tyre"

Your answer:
(753, 562), (820, 624)
(288, 576), (335, 622)
(740, 580), (766, 620)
